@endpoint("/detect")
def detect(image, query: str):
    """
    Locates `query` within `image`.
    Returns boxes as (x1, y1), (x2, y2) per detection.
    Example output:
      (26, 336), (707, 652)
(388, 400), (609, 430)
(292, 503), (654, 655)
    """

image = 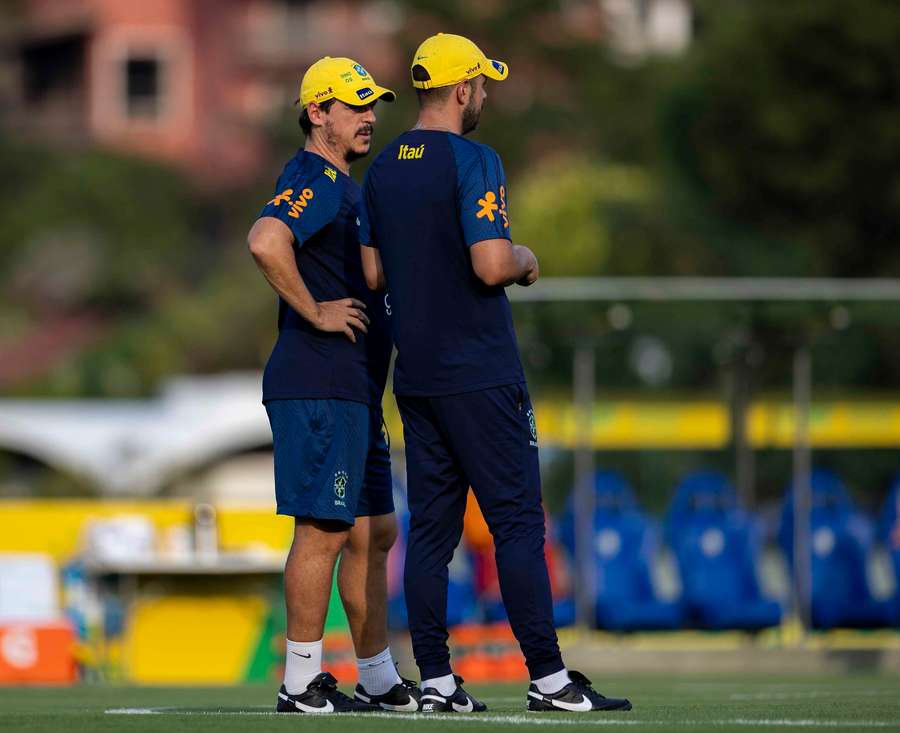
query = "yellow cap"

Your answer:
(410, 33), (509, 89)
(298, 56), (396, 107)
